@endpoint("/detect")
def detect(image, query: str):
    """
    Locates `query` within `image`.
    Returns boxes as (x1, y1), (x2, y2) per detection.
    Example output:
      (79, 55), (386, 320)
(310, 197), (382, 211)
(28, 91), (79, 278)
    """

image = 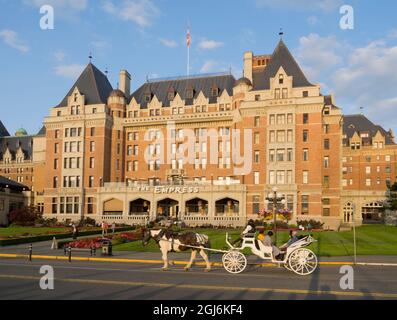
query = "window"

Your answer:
(303, 113), (309, 124)
(324, 156), (329, 168)
(87, 197), (93, 214)
(90, 127), (95, 136)
(303, 171), (309, 184)
(303, 149), (309, 161)
(303, 130), (309, 142)
(254, 132), (260, 144)
(269, 150), (275, 162)
(55, 130), (60, 139)
(386, 155), (391, 162)
(90, 141), (95, 152)
(90, 157), (95, 169)
(252, 196), (260, 215)
(277, 131), (285, 143)
(303, 91), (309, 98)
(254, 172), (260, 185)
(323, 208), (330, 216)
(254, 116), (260, 127)
(282, 88), (288, 99)
(277, 149), (284, 162)
(366, 178), (371, 187)
(133, 161), (138, 171)
(277, 114), (285, 125)
(89, 176), (94, 188)
(269, 171), (275, 184)
(366, 166), (371, 174)
(255, 95), (260, 101)
(269, 115), (275, 125)
(279, 74), (284, 84)
(287, 171), (293, 184)
(275, 88), (280, 99)
(254, 151), (260, 163)
(323, 176), (330, 188)
(324, 139), (330, 150)
(54, 159), (58, 170)
(277, 171), (285, 184)
(323, 124), (329, 134)
(287, 149), (293, 162)
(301, 195), (309, 214)
(287, 113), (293, 124)
(287, 130), (293, 143)
(52, 198), (58, 214)
(54, 143), (59, 154)
(269, 131), (275, 143)
(53, 177), (58, 188)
